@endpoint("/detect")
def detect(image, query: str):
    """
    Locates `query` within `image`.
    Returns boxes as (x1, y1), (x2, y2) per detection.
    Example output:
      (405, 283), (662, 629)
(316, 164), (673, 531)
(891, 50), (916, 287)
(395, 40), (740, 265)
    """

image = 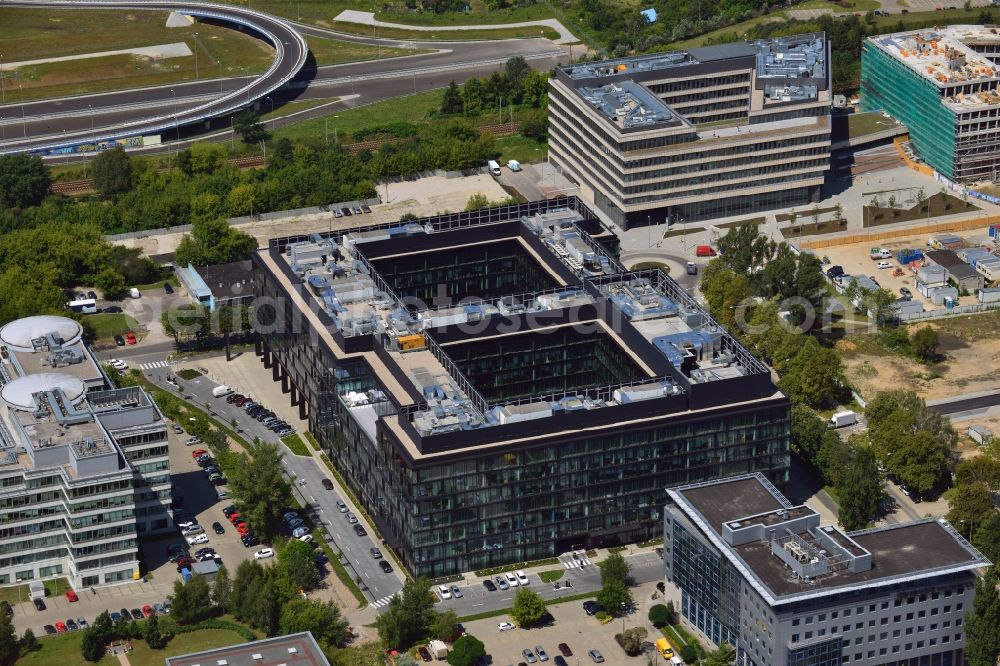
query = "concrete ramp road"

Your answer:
(0, 0), (307, 155)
